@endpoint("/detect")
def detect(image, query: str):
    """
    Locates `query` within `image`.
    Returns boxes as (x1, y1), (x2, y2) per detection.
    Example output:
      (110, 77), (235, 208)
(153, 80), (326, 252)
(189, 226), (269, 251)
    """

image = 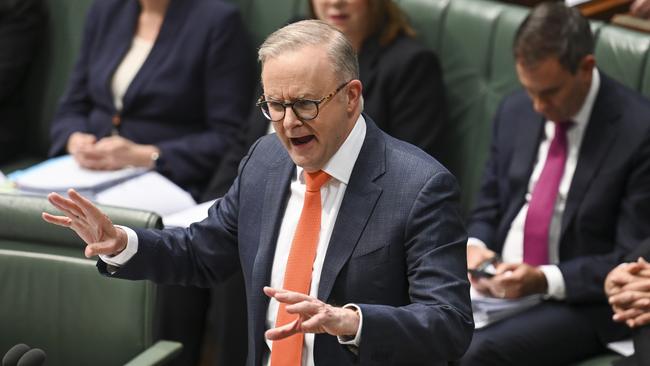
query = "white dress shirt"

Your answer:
(111, 36), (154, 111)
(100, 114), (368, 366)
(468, 68), (600, 299)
